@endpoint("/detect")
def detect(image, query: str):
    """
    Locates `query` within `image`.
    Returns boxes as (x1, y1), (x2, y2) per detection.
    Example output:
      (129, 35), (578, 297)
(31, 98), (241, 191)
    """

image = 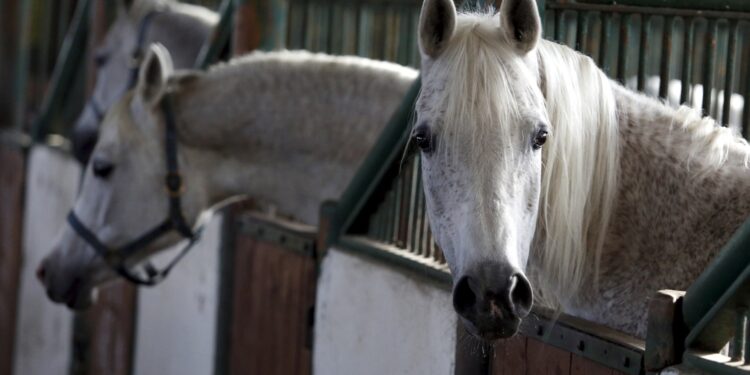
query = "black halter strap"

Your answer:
(67, 94), (201, 286)
(88, 11), (158, 123)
